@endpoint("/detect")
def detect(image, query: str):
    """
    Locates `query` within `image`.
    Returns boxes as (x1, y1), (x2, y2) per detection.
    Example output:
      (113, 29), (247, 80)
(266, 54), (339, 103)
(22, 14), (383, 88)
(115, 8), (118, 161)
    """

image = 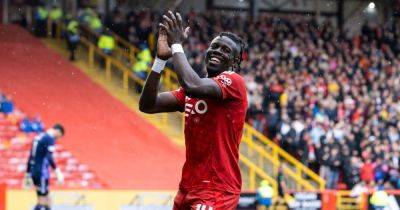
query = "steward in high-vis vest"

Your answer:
(98, 32), (115, 55)
(132, 44), (152, 80)
(66, 17), (80, 61)
(256, 180), (274, 209)
(34, 4), (48, 37)
(89, 14), (103, 34)
(370, 188), (389, 210)
(49, 5), (63, 38)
